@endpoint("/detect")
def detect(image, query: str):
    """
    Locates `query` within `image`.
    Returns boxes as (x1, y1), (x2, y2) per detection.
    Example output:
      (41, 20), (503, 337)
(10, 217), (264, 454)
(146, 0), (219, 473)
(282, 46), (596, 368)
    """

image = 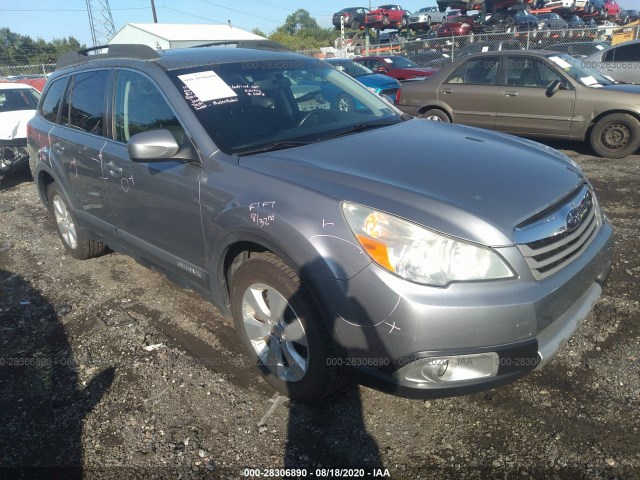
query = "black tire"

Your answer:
(589, 113), (640, 159)
(336, 93), (355, 112)
(421, 108), (451, 123)
(586, 2), (593, 14)
(351, 19), (360, 29)
(47, 183), (107, 260)
(382, 15), (390, 26)
(401, 16), (408, 28)
(230, 252), (340, 402)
